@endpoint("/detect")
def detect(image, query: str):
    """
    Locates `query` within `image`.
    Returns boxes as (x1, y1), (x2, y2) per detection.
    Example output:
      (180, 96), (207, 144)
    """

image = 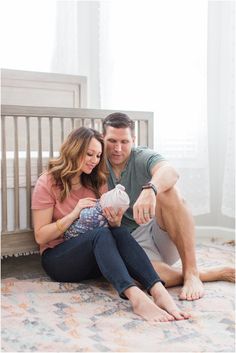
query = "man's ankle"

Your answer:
(183, 268), (200, 279)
